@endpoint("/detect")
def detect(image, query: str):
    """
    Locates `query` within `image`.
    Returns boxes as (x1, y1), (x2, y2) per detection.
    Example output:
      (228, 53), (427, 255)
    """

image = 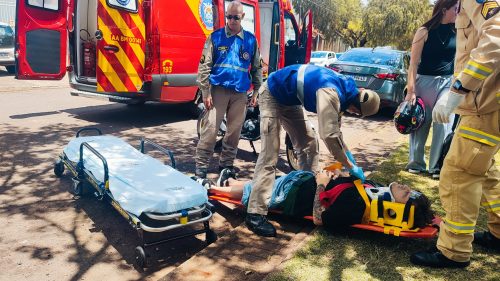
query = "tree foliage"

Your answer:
(363, 0), (432, 49)
(293, 0), (433, 50)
